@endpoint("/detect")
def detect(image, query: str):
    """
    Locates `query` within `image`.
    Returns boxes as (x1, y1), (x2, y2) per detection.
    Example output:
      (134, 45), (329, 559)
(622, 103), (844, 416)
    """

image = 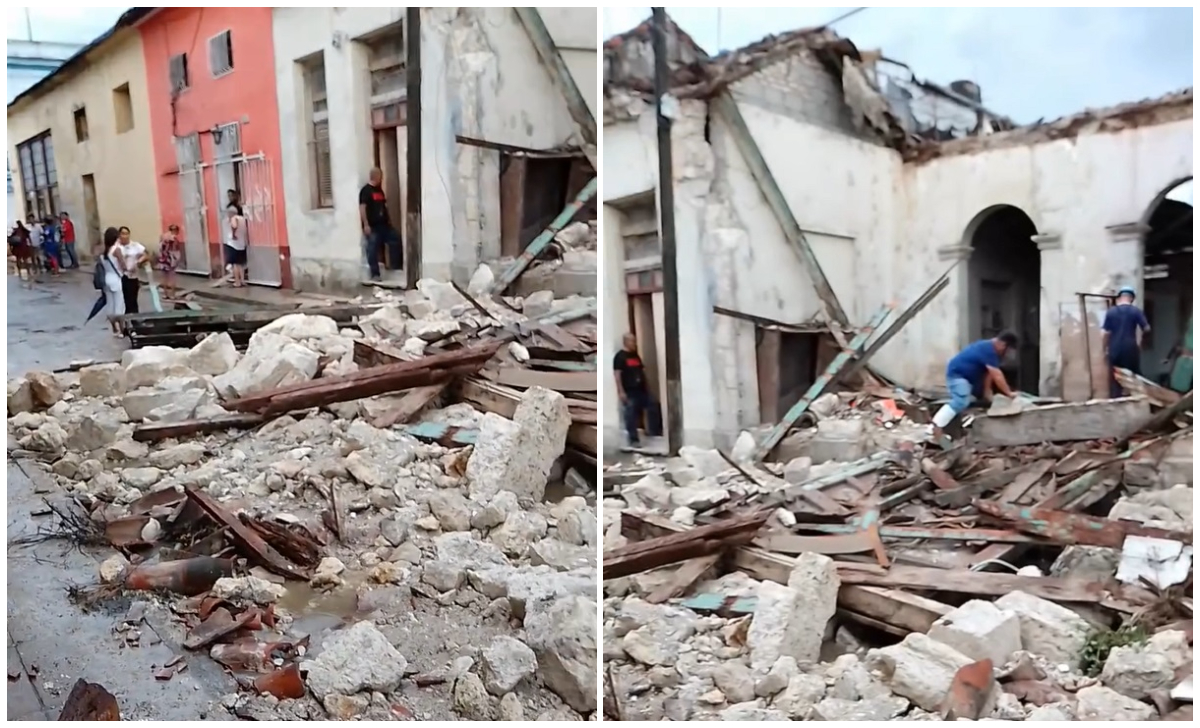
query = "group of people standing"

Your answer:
(95, 226), (150, 337)
(7, 212), (80, 274)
